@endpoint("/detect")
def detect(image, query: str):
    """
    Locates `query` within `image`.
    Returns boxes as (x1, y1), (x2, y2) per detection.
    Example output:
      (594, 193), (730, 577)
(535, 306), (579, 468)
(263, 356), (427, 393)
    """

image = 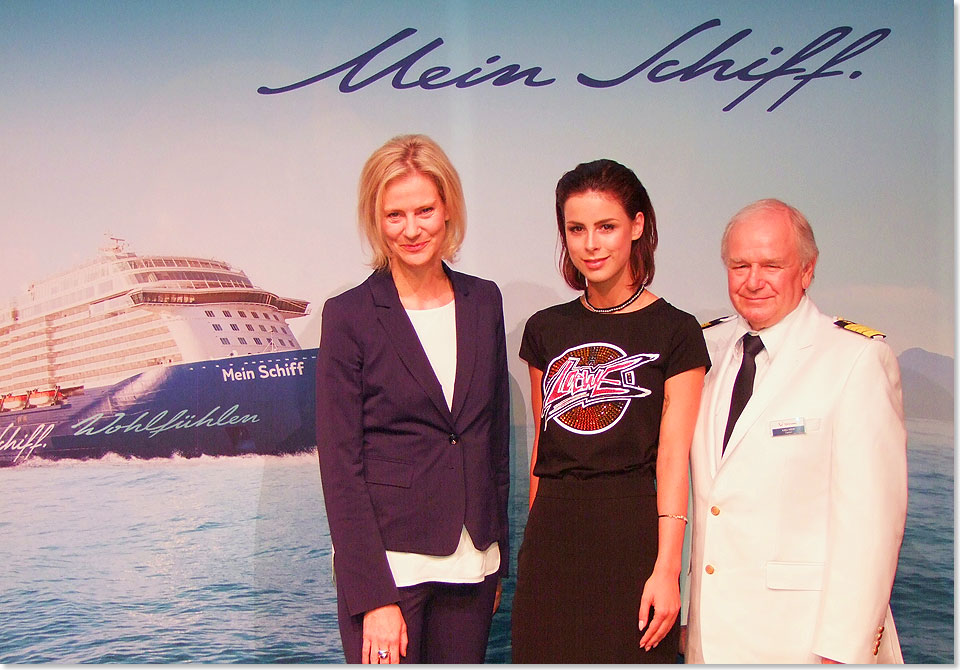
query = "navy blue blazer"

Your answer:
(316, 266), (511, 618)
